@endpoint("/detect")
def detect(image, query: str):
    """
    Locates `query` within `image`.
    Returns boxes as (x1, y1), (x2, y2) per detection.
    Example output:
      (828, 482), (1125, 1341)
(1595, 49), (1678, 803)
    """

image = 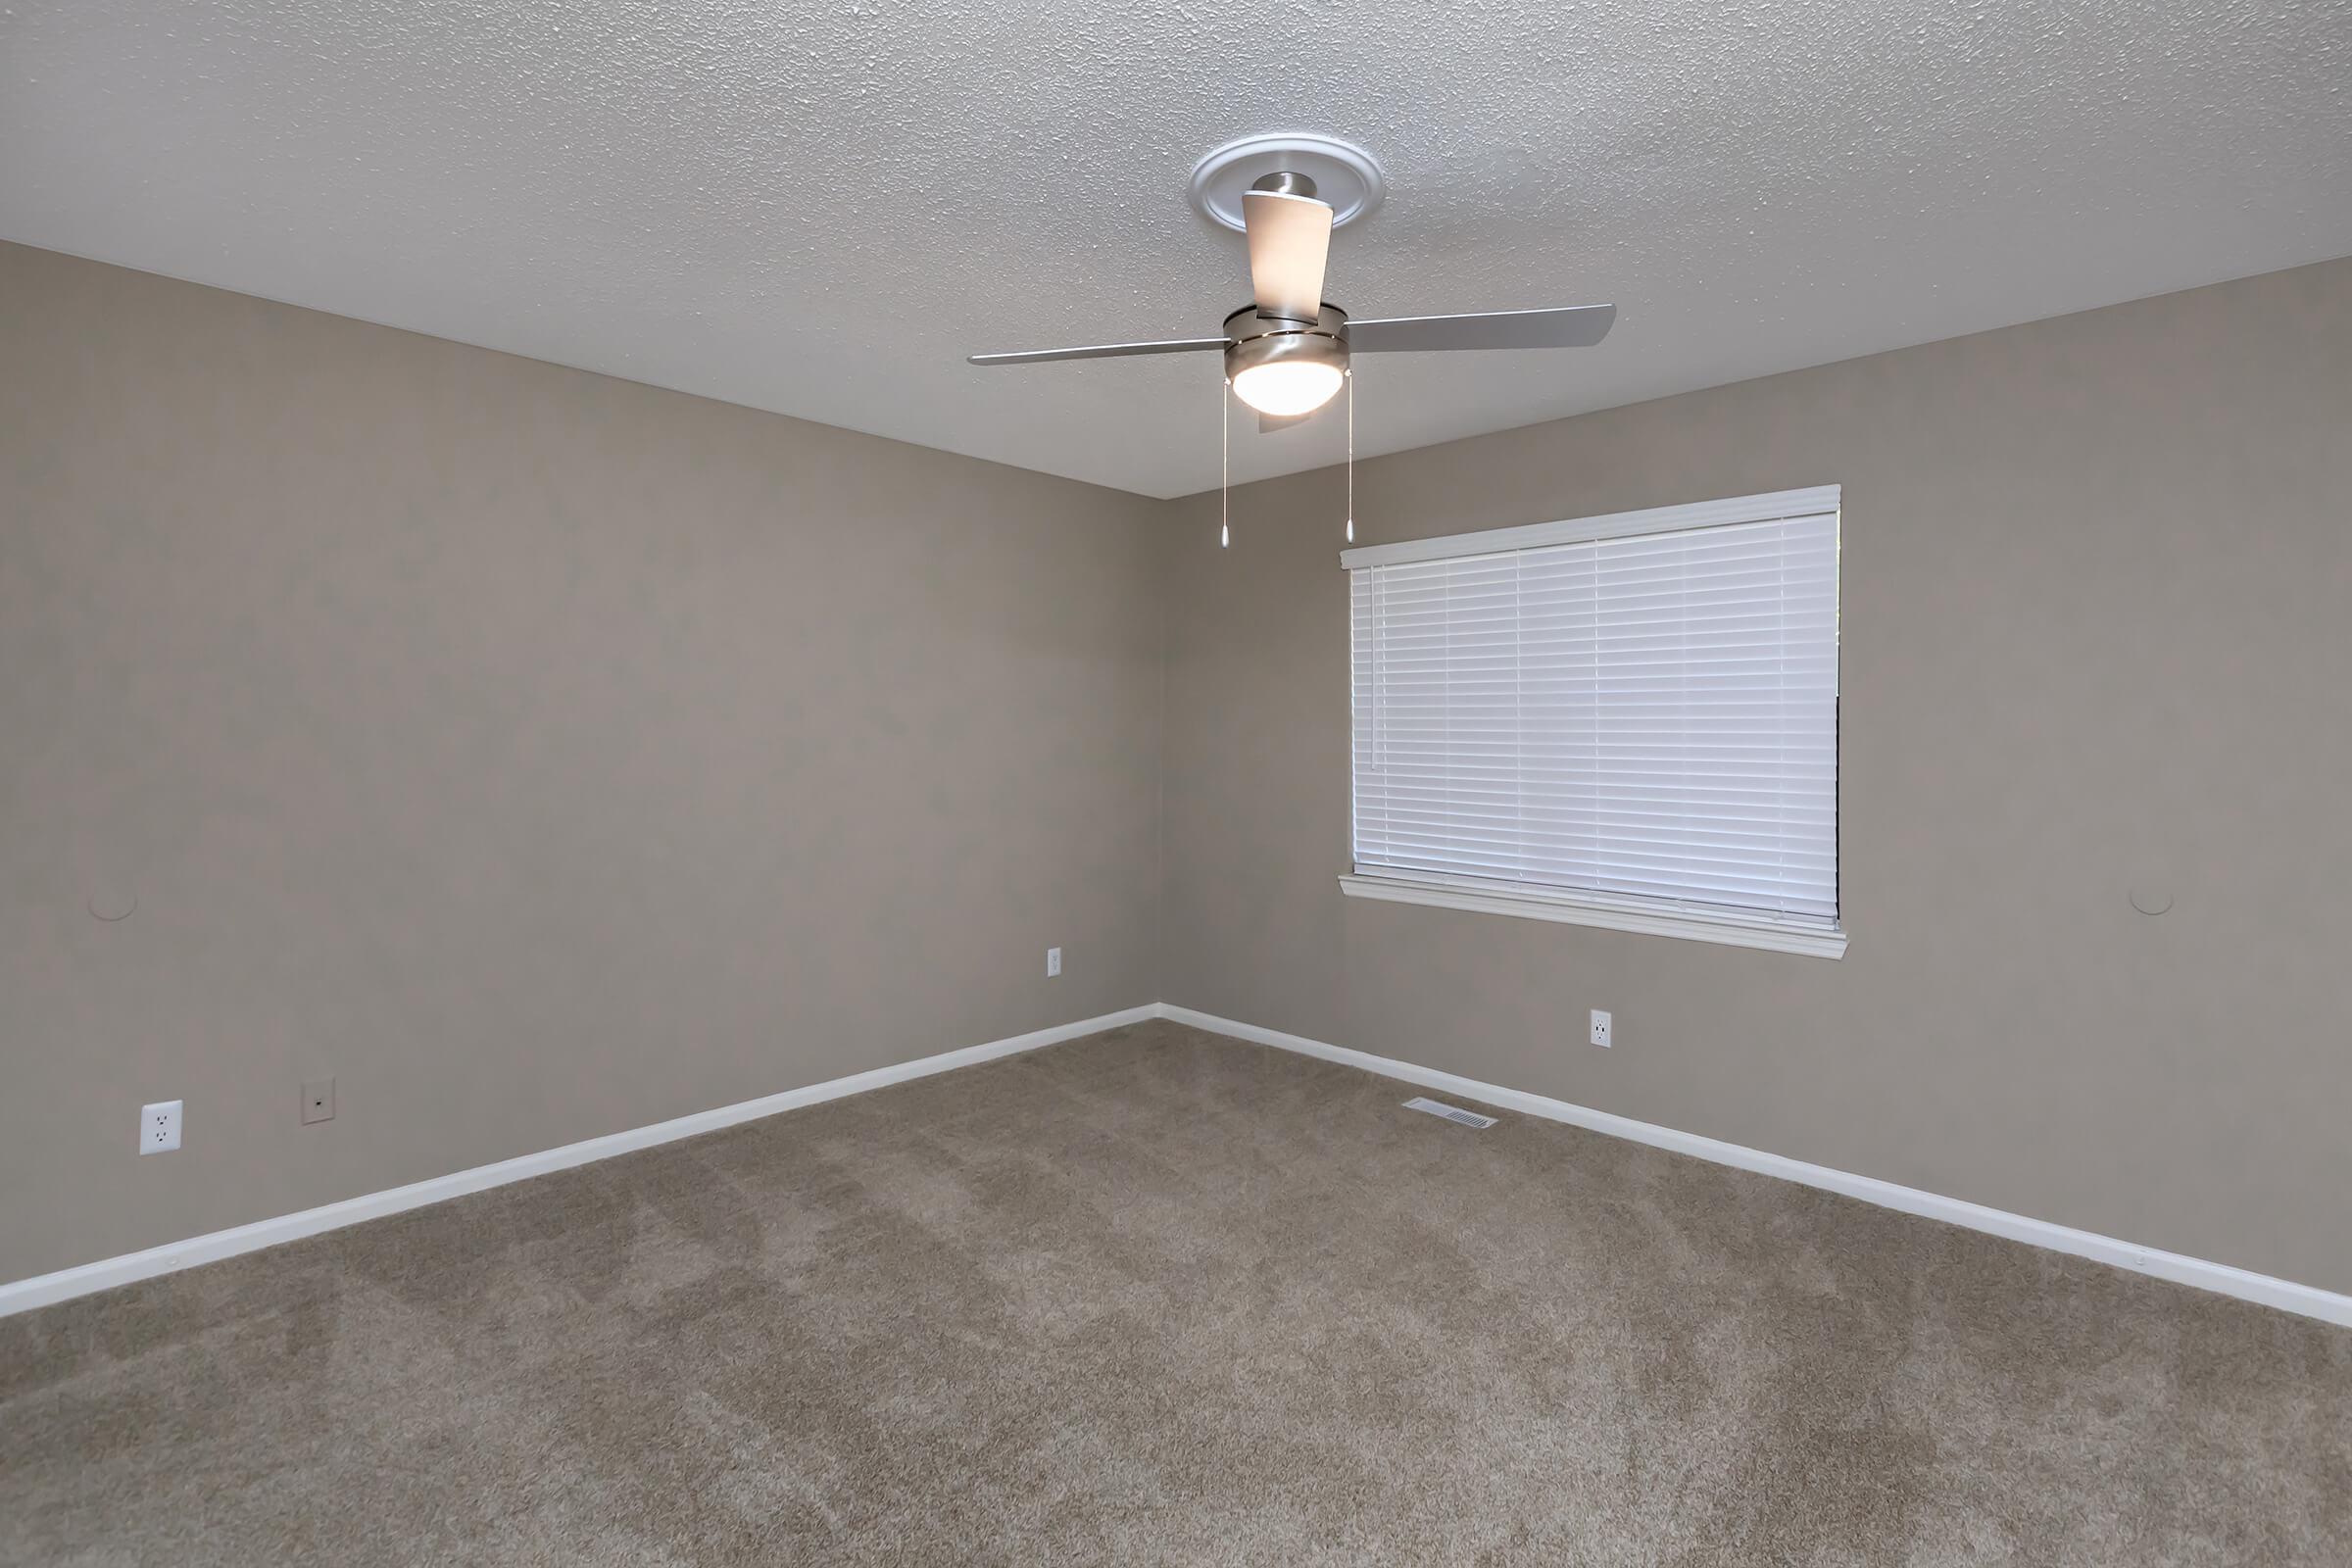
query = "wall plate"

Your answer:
(140, 1100), (181, 1154)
